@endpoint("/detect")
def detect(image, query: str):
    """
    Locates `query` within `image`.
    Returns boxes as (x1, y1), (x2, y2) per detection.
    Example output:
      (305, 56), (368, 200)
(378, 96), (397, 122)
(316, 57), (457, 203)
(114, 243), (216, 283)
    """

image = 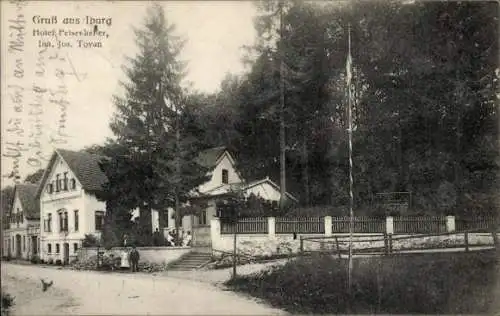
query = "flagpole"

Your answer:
(346, 22), (354, 296)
